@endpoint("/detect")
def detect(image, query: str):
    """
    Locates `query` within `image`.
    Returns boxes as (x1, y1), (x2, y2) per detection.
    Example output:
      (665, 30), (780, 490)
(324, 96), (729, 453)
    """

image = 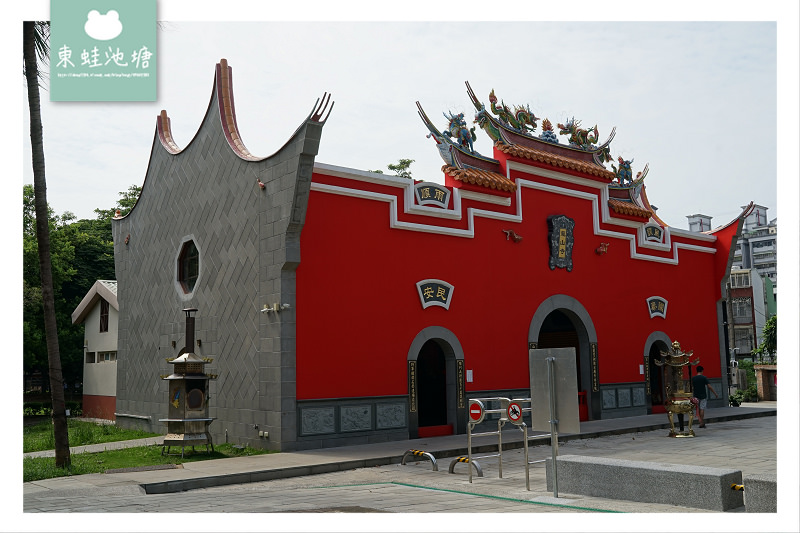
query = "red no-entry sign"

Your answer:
(468, 400), (485, 425)
(507, 401), (524, 425)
